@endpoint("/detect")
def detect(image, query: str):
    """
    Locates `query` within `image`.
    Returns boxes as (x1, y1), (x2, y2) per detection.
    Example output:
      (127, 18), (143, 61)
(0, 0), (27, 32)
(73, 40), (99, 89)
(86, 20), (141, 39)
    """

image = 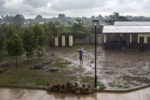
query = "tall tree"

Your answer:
(13, 14), (25, 25)
(0, 25), (7, 54)
(35, 15), (43, 22)
(71, 22), (88, 39)
(43, 22), (57, 47)
(6, 33), (24, 67)
(105, 12), (130, 25)
(5, 25), (17, 38)
(22, 28), (35, 63)
(33, 24), (47, 55)
(0, 32), (5, 54)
